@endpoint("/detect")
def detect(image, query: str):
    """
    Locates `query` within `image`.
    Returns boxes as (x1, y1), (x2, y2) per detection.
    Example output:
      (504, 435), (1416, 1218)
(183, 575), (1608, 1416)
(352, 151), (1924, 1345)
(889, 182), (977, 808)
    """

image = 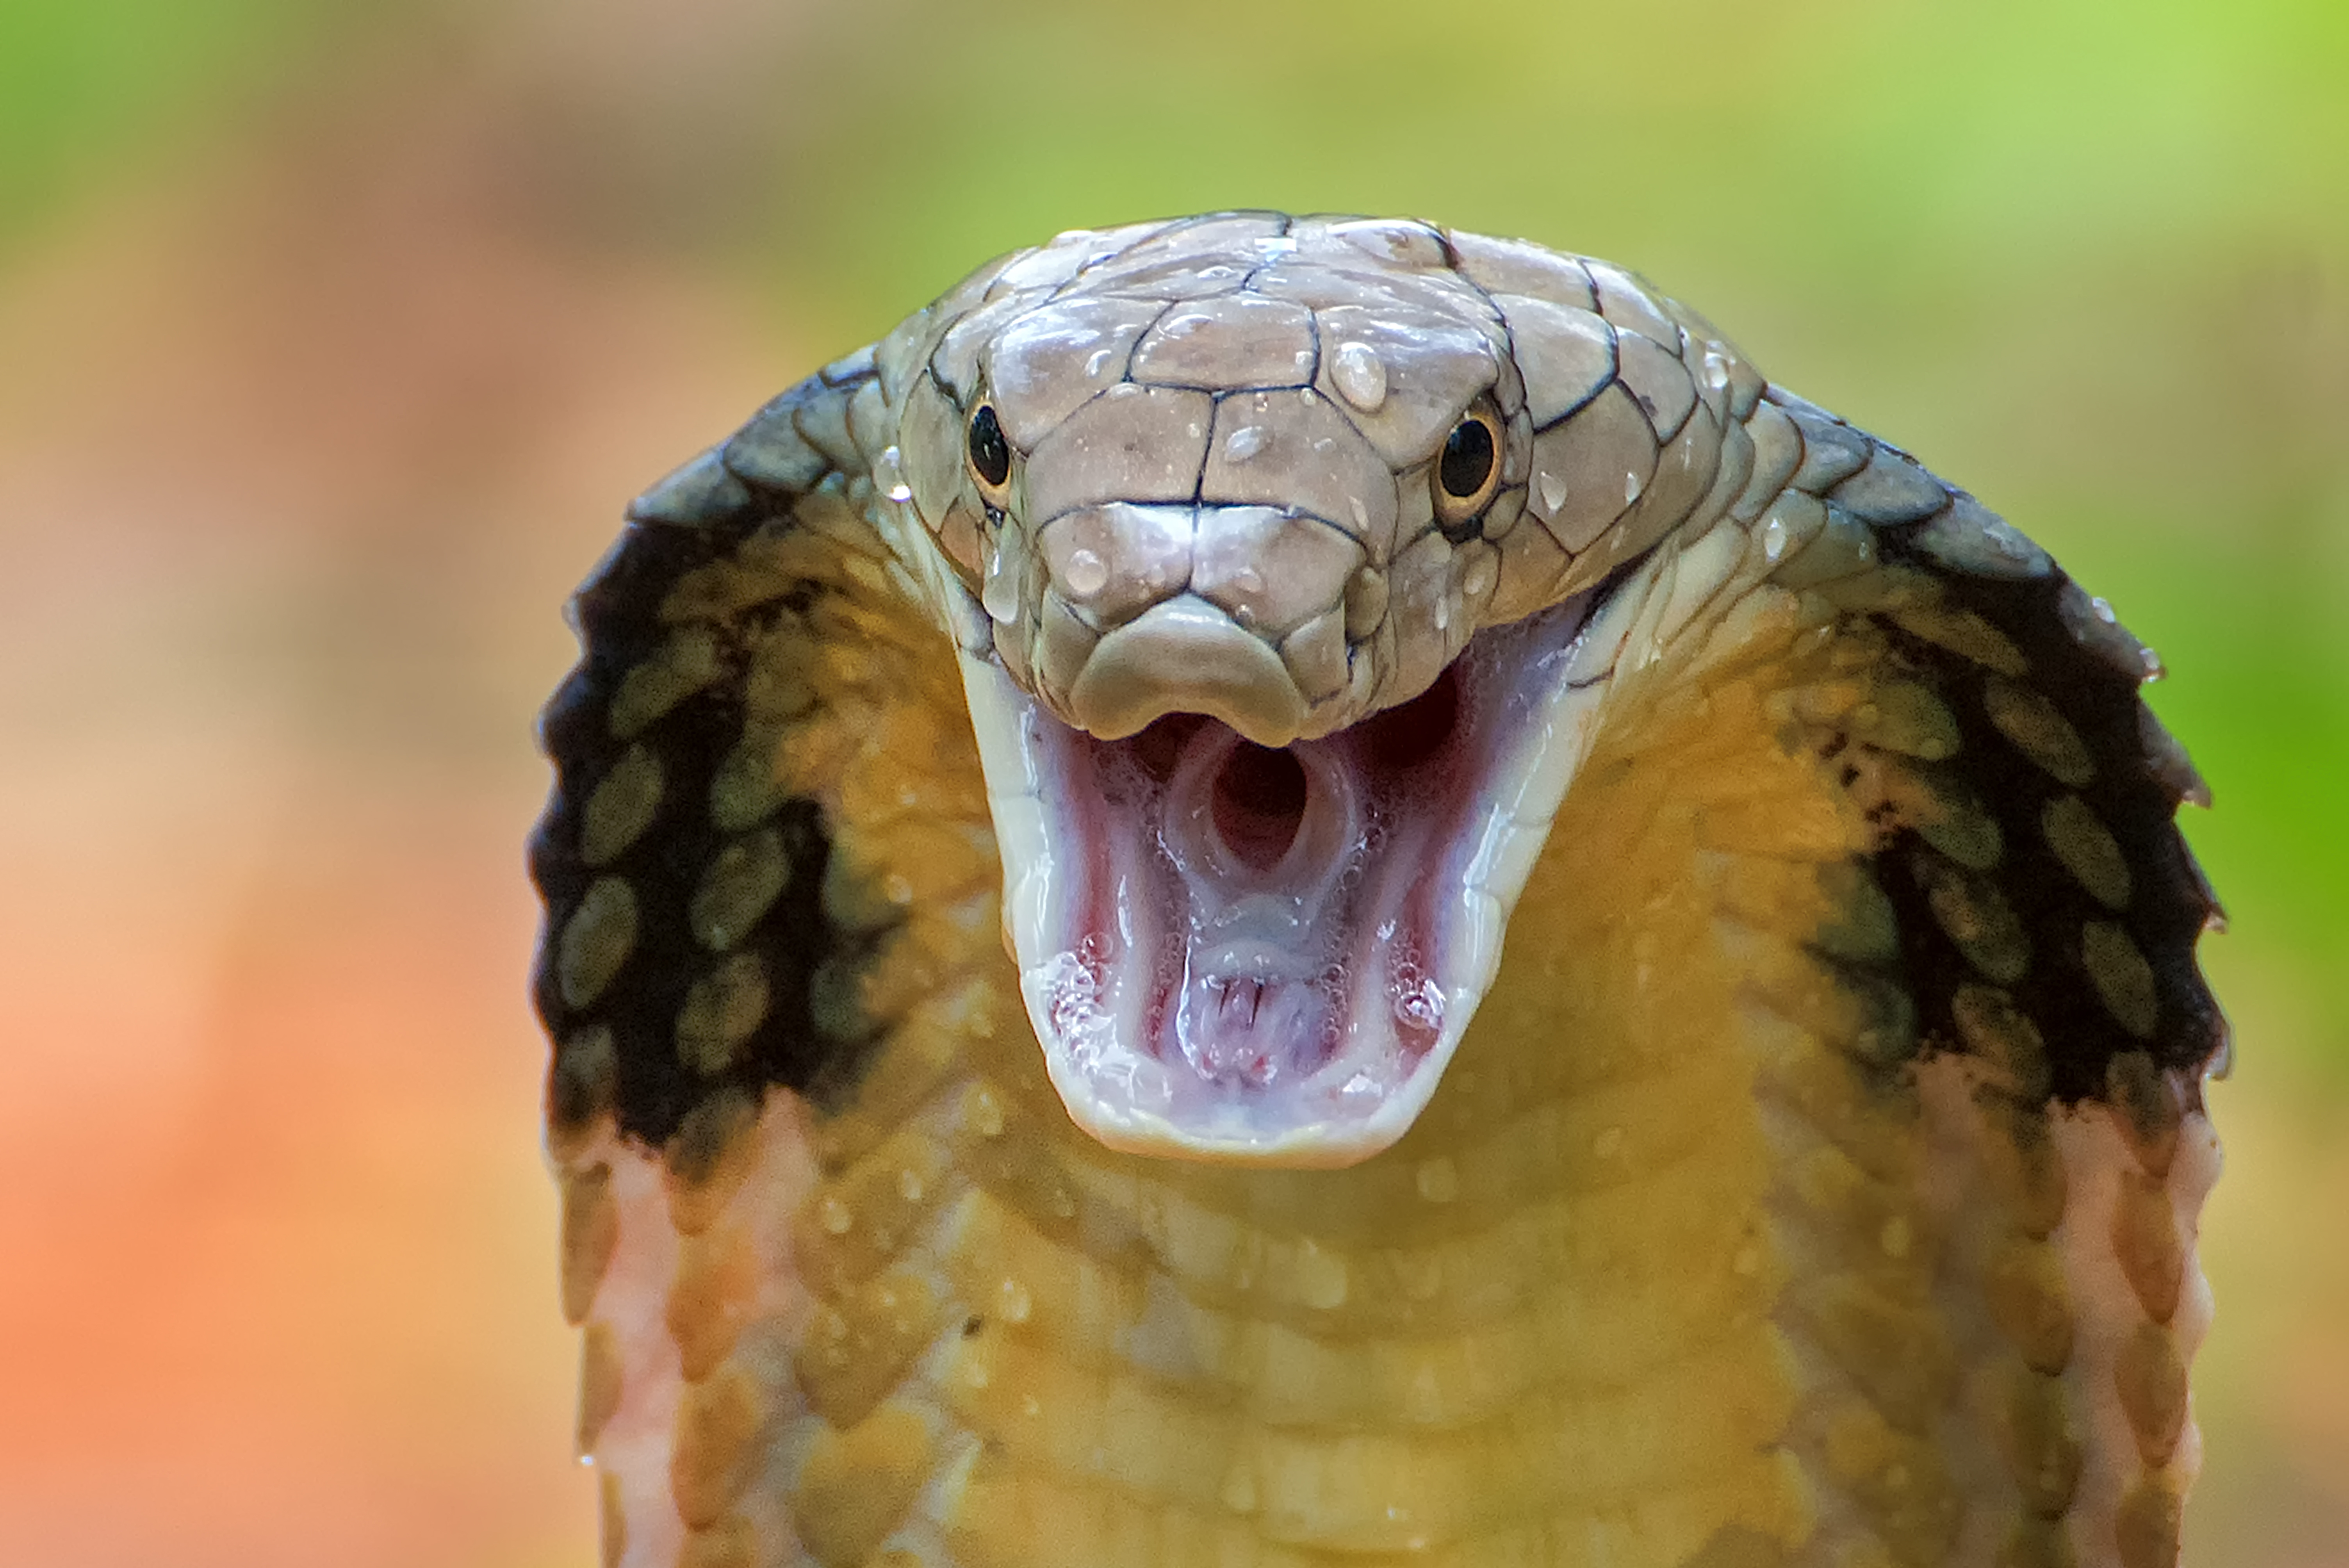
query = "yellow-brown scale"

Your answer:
(533, 376), (2221, 1565)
